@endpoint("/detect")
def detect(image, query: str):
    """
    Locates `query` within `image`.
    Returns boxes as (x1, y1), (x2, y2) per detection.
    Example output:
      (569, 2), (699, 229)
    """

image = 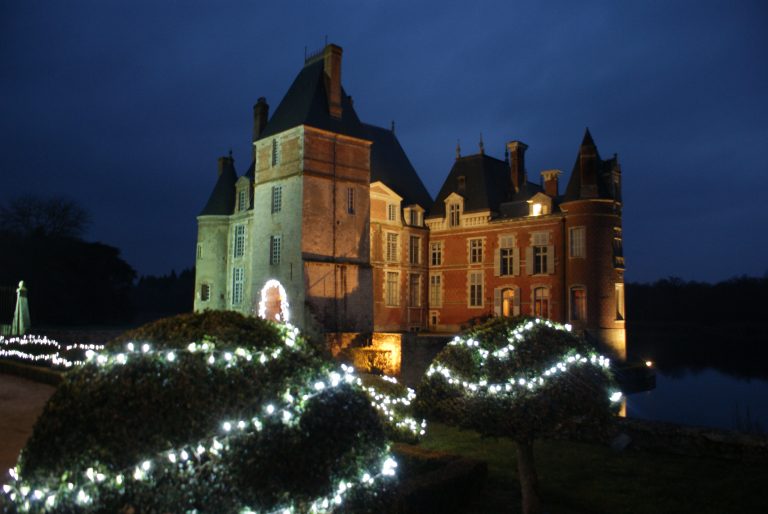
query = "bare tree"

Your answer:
(0, 195), (90, 238)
